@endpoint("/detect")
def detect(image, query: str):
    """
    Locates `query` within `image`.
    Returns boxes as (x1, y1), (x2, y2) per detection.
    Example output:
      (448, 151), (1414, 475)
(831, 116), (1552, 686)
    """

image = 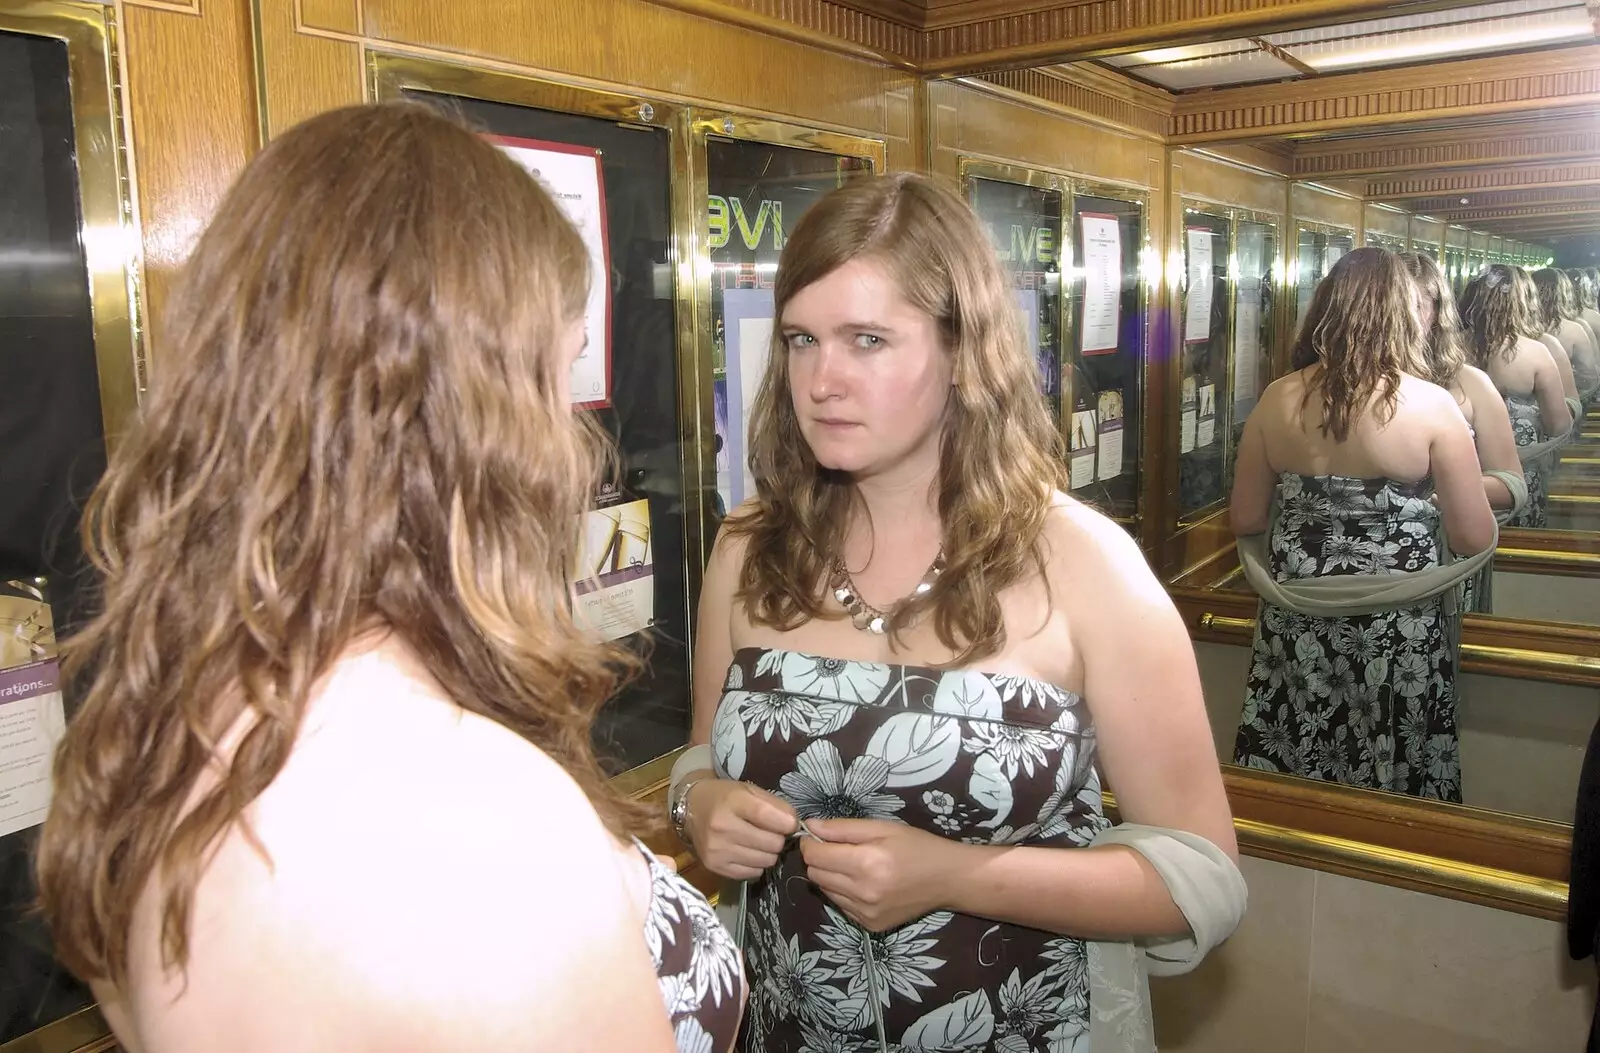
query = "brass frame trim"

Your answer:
(1235, 820), (1566, 919)
(2, 0), (145, 451)
(0, 1008), (114, 1053)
